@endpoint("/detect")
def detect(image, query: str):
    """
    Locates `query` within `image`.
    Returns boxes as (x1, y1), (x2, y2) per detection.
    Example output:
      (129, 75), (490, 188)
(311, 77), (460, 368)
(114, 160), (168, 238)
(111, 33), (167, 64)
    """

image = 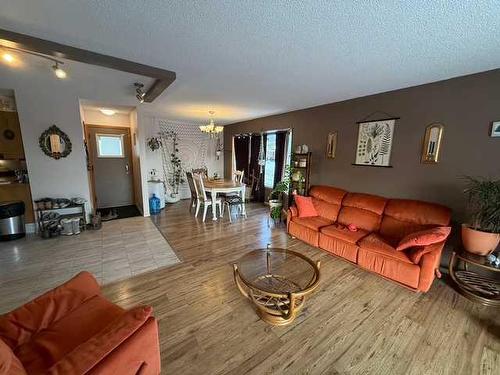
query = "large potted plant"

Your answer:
(268, 166), (291, 220)
(462, 176), (500, 255)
